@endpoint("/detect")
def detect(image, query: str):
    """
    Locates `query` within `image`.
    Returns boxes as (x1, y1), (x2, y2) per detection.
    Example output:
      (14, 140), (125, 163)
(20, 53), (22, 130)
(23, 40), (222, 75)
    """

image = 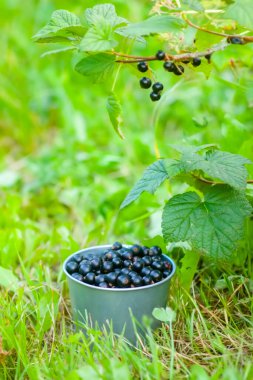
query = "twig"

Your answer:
(193, 175), (253, 186)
